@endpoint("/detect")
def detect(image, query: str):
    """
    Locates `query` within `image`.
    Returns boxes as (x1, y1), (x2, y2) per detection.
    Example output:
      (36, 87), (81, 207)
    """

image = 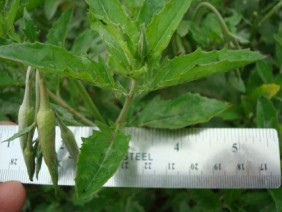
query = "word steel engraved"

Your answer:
(0, 126), (281, 189)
